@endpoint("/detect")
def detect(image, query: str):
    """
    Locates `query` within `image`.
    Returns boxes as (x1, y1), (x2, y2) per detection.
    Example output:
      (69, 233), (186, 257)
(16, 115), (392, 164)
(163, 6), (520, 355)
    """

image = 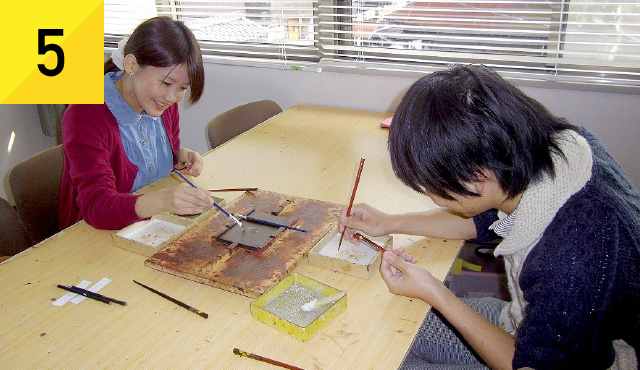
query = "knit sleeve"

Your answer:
(470, 209), (499, 243)
(513, 196), (621, 369)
